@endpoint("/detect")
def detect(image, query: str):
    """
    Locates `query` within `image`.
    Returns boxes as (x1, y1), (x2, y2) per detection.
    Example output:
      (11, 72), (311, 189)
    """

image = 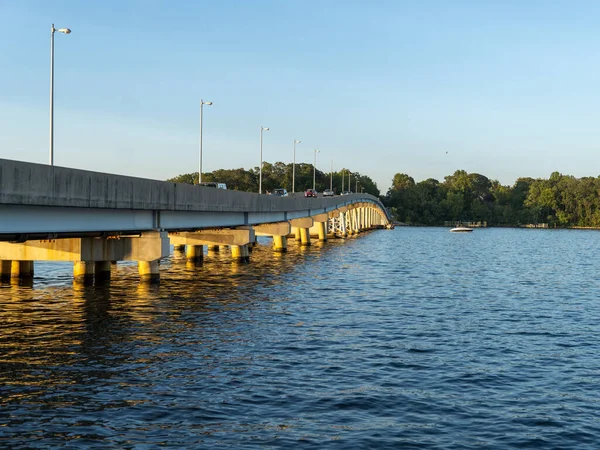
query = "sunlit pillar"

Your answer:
(138, 260), (160, 282)
(74, 261), (94, 282)
(273, 235), (287, 253)
(317, 222), (327, 241)
(231, 245), (250, 262)
(186, 245), (204, 262)
(300, 228), (311, 246)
